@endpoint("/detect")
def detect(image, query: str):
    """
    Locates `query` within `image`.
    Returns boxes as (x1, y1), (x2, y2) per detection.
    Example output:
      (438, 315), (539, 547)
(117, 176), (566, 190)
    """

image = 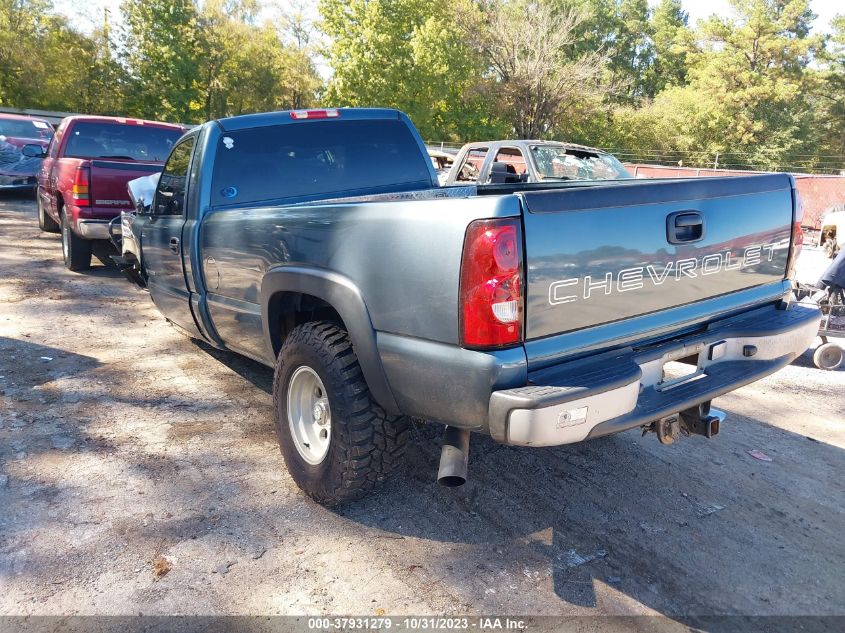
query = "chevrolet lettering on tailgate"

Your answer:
(549, 242), (780, 305)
